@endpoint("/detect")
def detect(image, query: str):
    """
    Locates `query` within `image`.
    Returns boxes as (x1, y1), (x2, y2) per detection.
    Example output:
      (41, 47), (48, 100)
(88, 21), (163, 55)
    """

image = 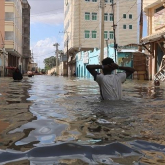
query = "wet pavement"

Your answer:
(0, 75), (165, 164)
